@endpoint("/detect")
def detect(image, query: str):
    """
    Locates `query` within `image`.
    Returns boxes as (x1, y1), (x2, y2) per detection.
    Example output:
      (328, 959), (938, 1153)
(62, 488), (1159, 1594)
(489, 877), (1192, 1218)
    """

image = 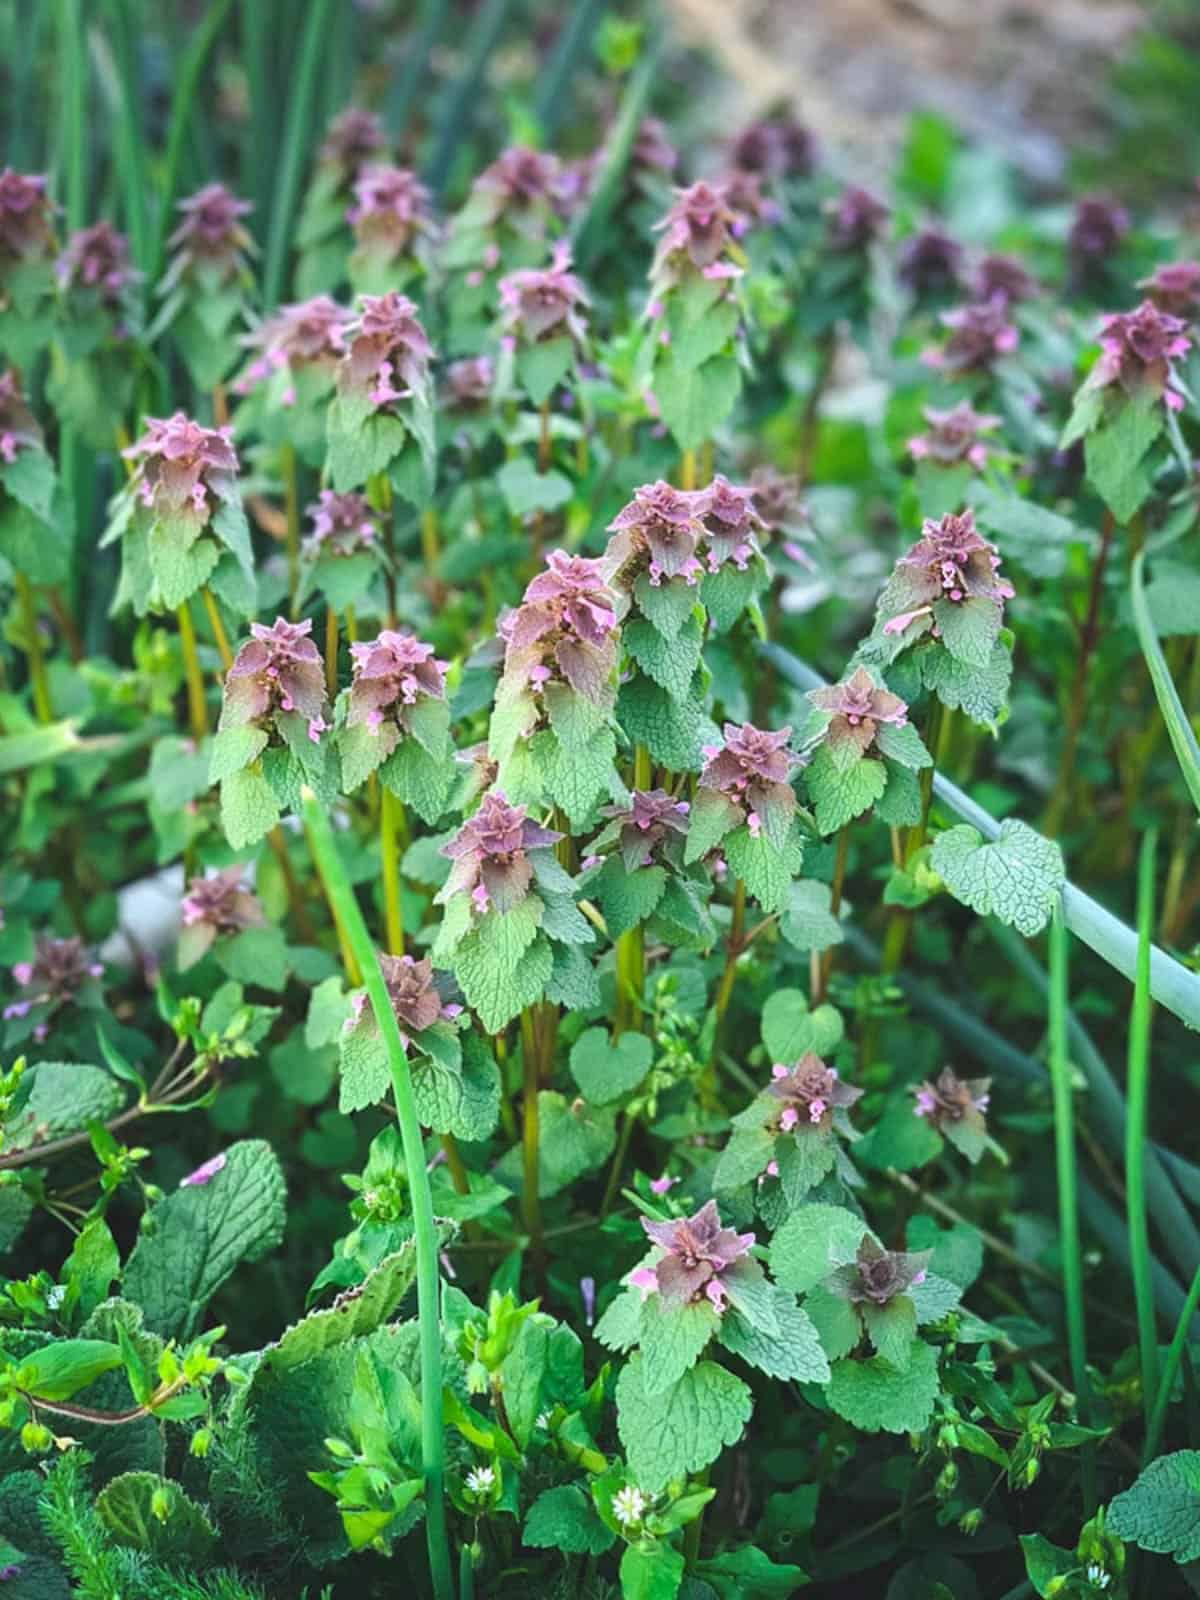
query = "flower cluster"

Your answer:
(806, 667), (909, 761)
(914, 1066), (993, 1161)
(768, 1054), (862, 1134)
(498, 241), (589, 348)
(346, 630), (447, 743)
(317, 107), (386, 183)
(56, 221), (139, 312)
(699, 722), (796, 838)
(973, 252), (1038, 304)
(437, 790), (561, 914)
(702, 474), (766, 573)
(897, 226), (963, 295)
(499, 550), (618, 705)
(349, 953), (451, 1040)
(339, 291), (433, 412)
(348, 164), (435, 261)
(304, 489), (377, 559)
(650, 180), (742, 291)
(444, 354), (494, 410)
(827, 185), (889, 252)
(908, 400), (1000, 469)
(0, 369), (42, 464)
(178, 868), (264, 967)
(0, 169), (54, 260)
(123, 412), (239, 525)
(1092, 299), (1191, 411)
(826, 1235), (930, 1307)
(1068, 195), (1129, 272)
(730, 114), (816, 181)
(632, 118), (679, 178)
(237, 296), (349, 398)
(605, 480), (708, 588)
(4, 936), (103, 1038)
(473, 146), (565, 230)
(926, 296), (1018, 373)
(221, 616), (328, 743)
(629, 1200), (755, 1313)
(597, 789), (690, 872)
(878, 509), (1014, 641)
(164, 182), (253, 285)
(1139, 260), (1200, 319)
